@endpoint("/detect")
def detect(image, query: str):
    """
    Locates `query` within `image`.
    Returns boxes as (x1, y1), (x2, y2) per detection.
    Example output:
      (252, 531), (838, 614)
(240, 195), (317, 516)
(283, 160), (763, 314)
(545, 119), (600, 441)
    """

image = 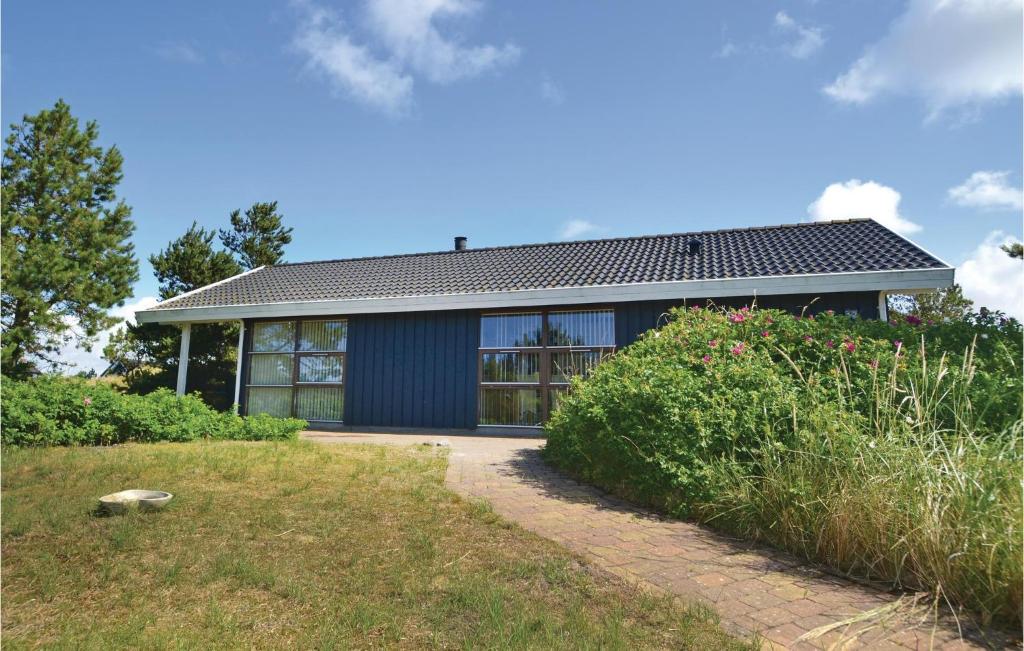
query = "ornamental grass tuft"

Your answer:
(543, 304), (1022, 626)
